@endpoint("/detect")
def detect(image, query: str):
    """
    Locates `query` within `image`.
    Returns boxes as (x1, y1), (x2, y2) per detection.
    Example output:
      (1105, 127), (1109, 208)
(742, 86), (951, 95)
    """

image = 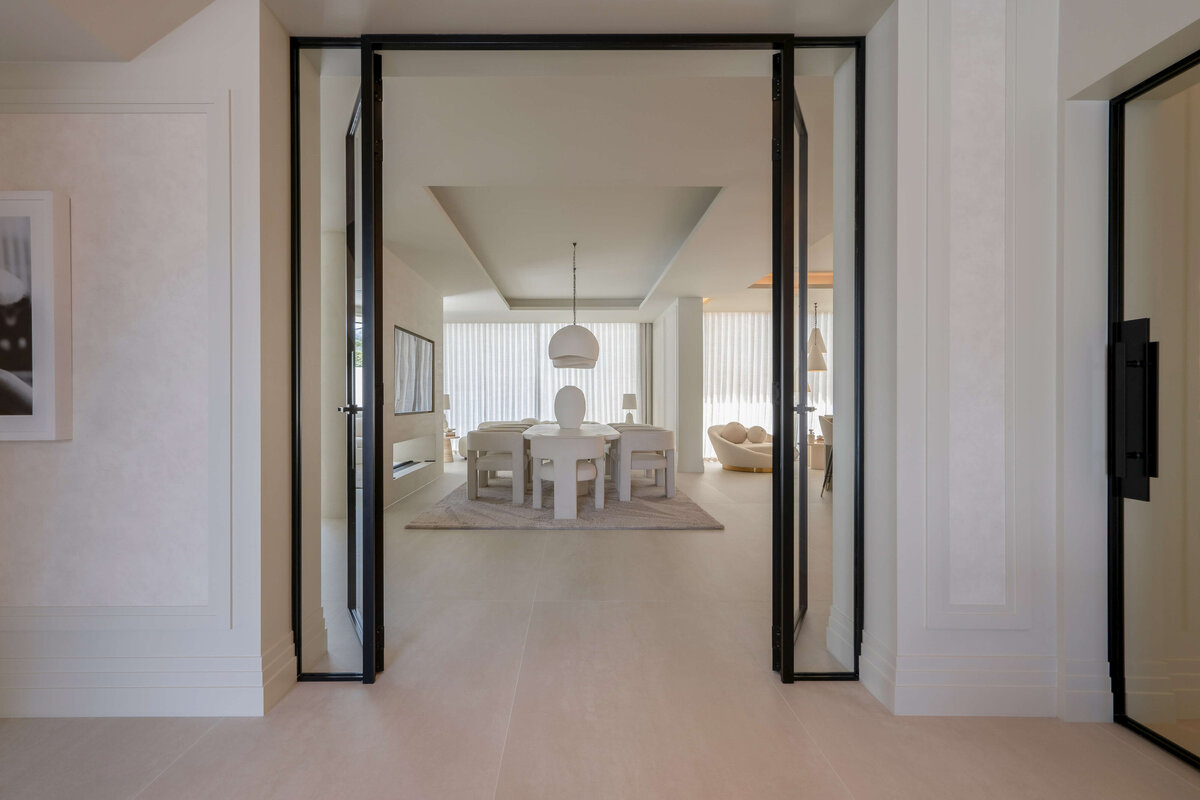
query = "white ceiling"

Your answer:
(308, 48), (846, 321)
(430, 185), (721, 308)
(266, 0), (892, 38)
(0, 0), (216, 61)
